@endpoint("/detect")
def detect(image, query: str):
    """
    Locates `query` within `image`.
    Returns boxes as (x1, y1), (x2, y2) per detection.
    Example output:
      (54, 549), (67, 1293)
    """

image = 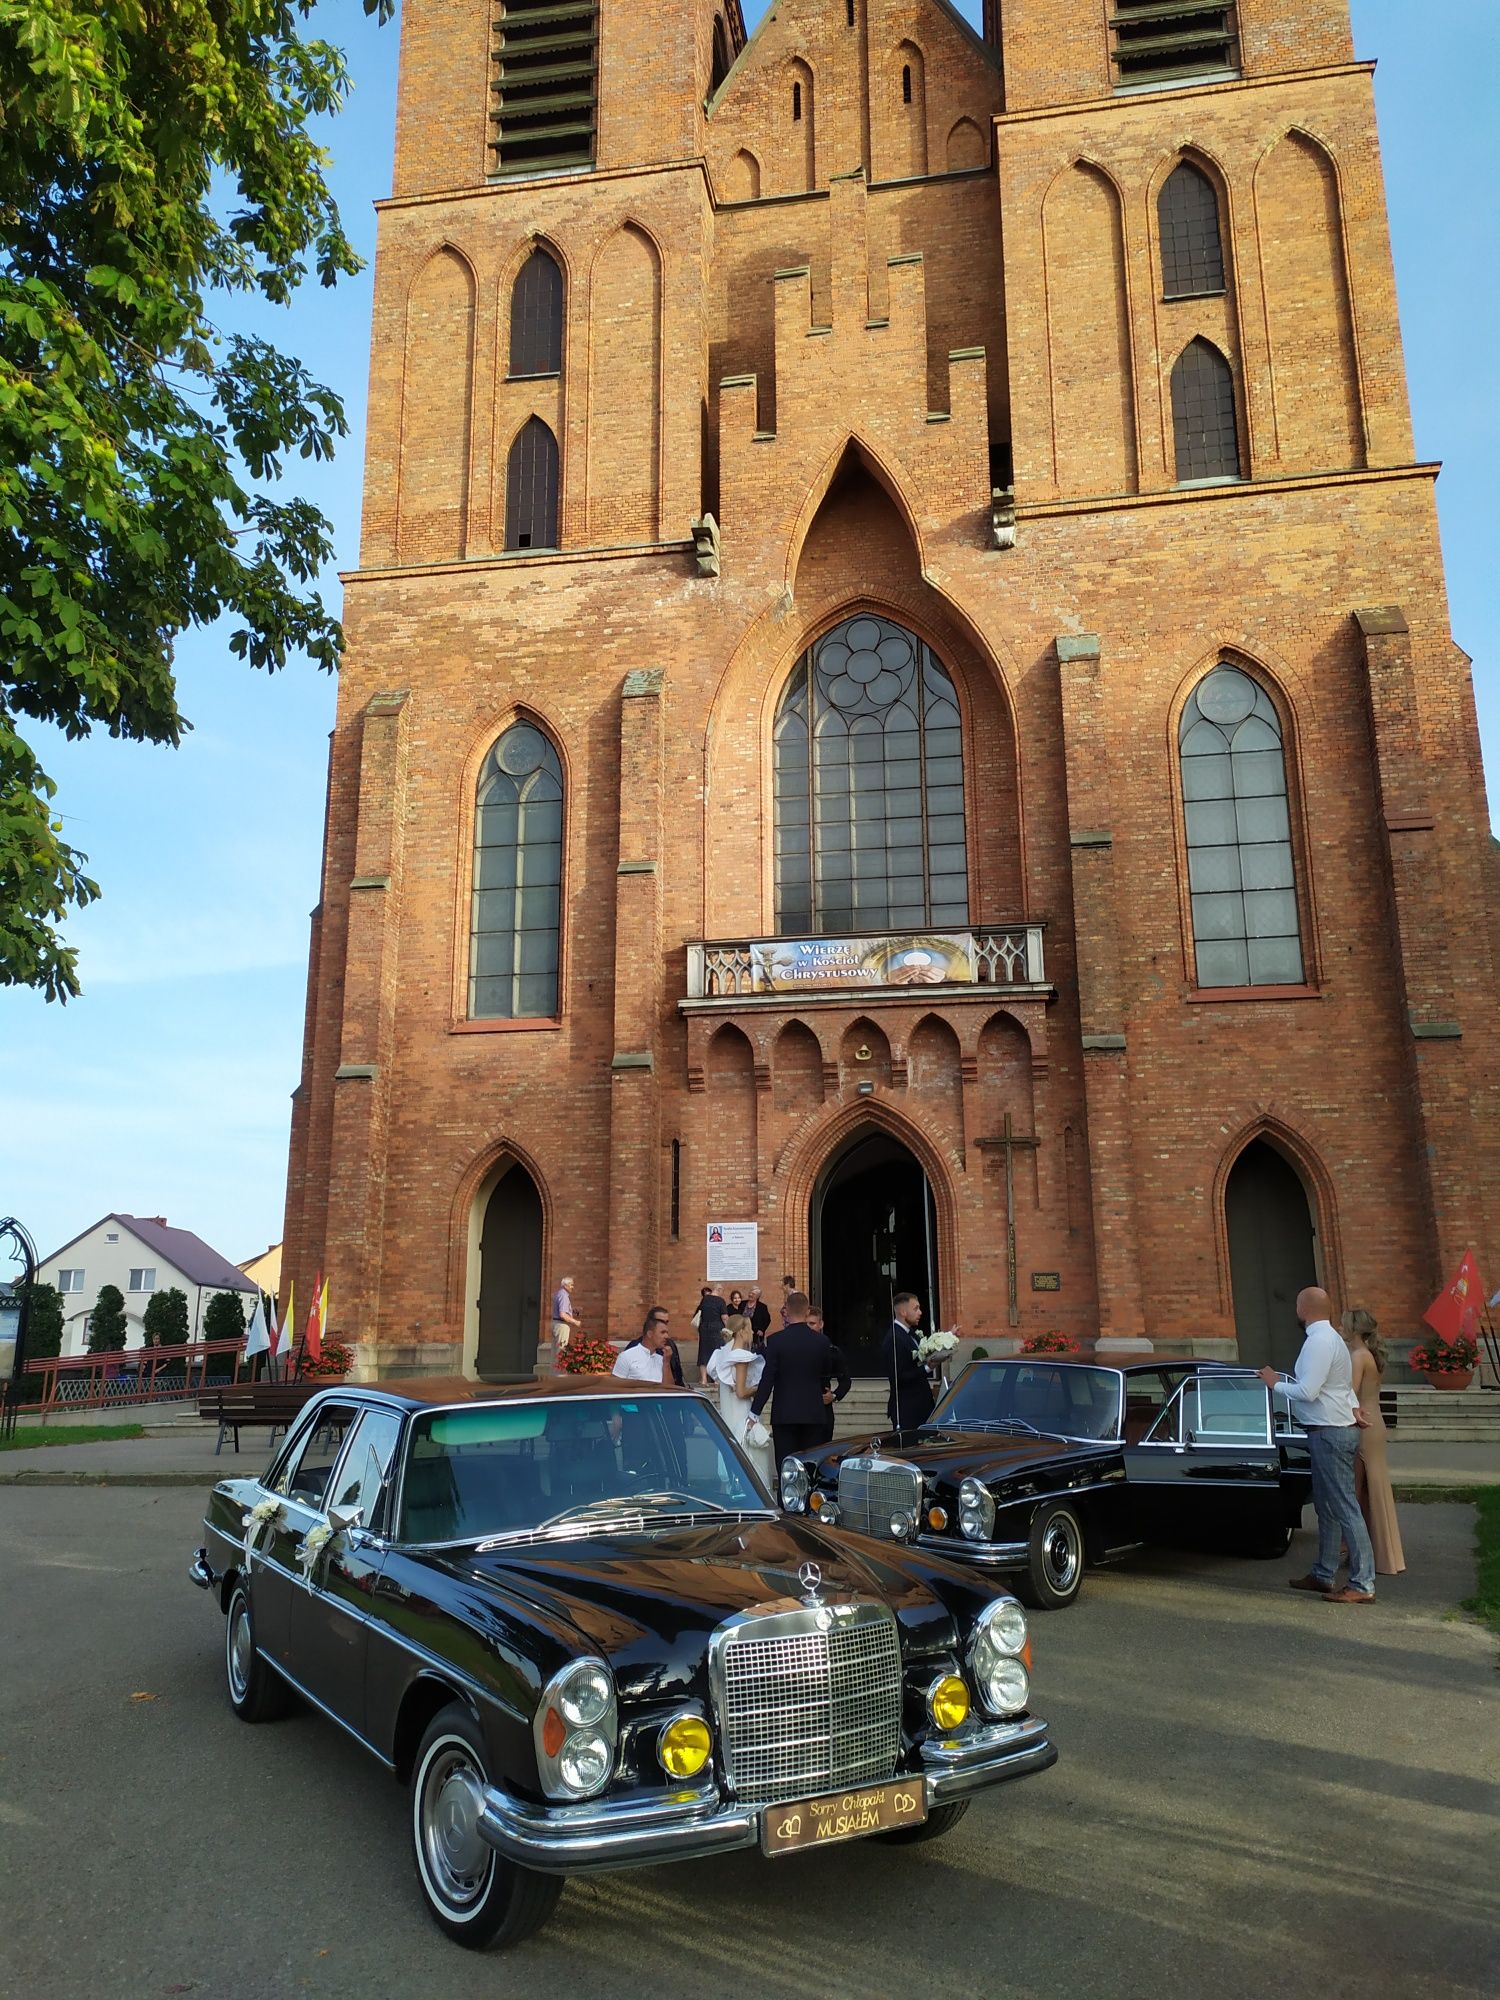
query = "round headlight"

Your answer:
(980, 1657), (1030, 1716)
(658, 1714), (712, 1780)
(927, 1674), (971, 1733)
(558, 1662), (613, 1728)
(889, 1512), (912, 1540)
(958, 1476), (995, 1542)
(780, 1457), (810, 1512)
(558, 1731), (613, 1792)
(980, 1599), (1029, 1657)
